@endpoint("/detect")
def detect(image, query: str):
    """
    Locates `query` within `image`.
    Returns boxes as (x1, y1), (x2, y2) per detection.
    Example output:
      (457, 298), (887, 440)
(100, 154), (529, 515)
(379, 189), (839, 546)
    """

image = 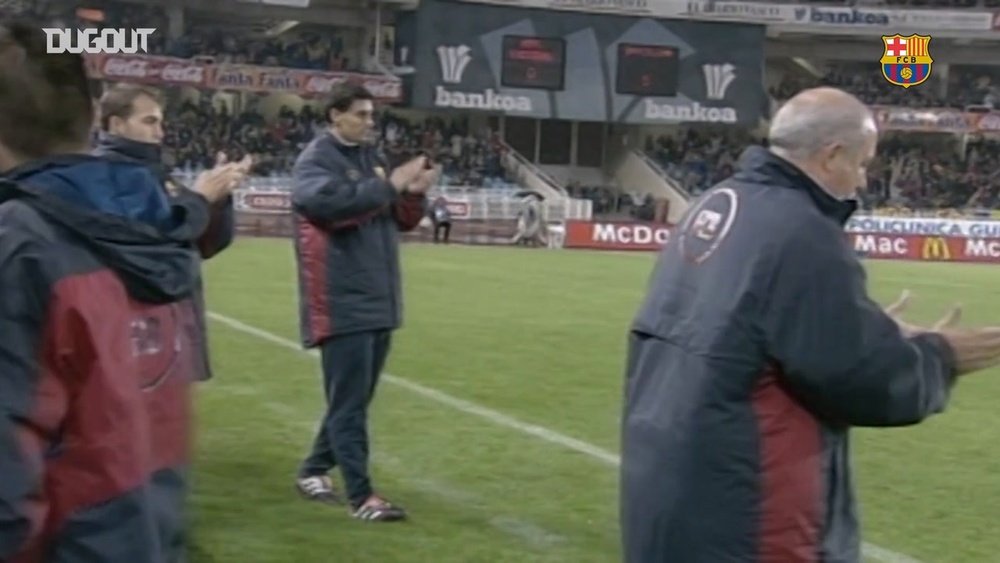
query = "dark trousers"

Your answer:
(433, 221), (451, 243)
(299, 330), (391, 505)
